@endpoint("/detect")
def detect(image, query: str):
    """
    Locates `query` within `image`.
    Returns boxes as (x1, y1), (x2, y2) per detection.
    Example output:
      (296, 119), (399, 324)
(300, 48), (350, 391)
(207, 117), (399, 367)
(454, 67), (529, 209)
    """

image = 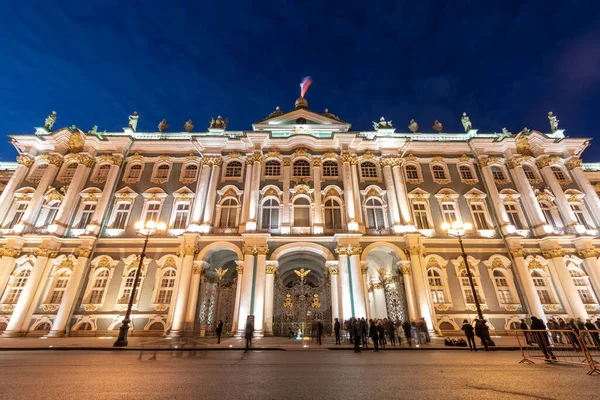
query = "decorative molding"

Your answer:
(293, 148), (308, 158)
(16, 155), (34, 168)
(510, 248), (527, 258)
(245, 153), (263, 164)
(236, 265), (243, 275)
(340, 153), (358, 165)
(1, 304), (15, 312)
(361, 151), (376, 160)
(83, 304), (98, 312)
(536, 156), (561, 170)
(183, 245), (198, 256)
(41, 304), (59, 312)
(543, 249), (565, 259)
(202, 157), (222, 167)
(243, 246), (269, 256)
(193, 264), (205, 275)
(96, 257), (113, 269)
(458, 154), (471, 162)
(404, 154), (417, 162)
(154, 304), (169, 312)
(400, 265), (411, 275)
(479, 156), (502, 168)
(322, 151), (338, 159)
(578, 249), (600, 259)
(542, 304), (561, 312)
(47, 154), (64, 168)
(527, 259), (545, 270)
(34, 248), (59, 258)
(335, 245), (362, 256)
(435, 303), (450, 311)
(567, 158), (583, 170)
(74, 247), (92, 258)
(266, 265), (277, 274)
(0, 246), (21, 258)
(328, 266), (339, 275)
(282, 158), (291, 167)
(77, 154), (95, 168)
(360, 265), (369, 274)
